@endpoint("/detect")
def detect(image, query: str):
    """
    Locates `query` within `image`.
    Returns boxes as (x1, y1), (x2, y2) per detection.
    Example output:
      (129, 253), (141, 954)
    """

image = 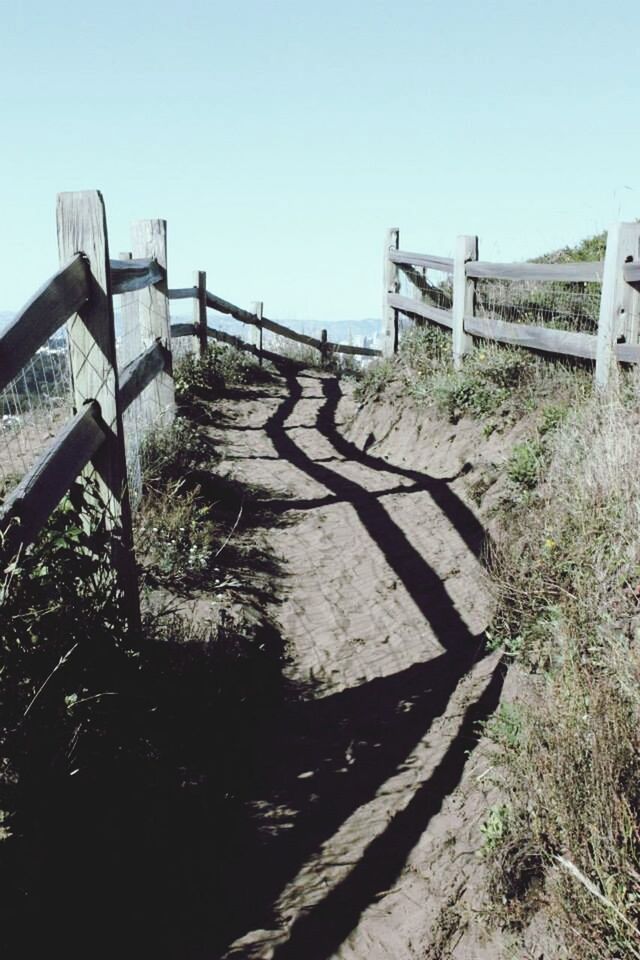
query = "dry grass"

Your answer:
(486, 379), (640, 958)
